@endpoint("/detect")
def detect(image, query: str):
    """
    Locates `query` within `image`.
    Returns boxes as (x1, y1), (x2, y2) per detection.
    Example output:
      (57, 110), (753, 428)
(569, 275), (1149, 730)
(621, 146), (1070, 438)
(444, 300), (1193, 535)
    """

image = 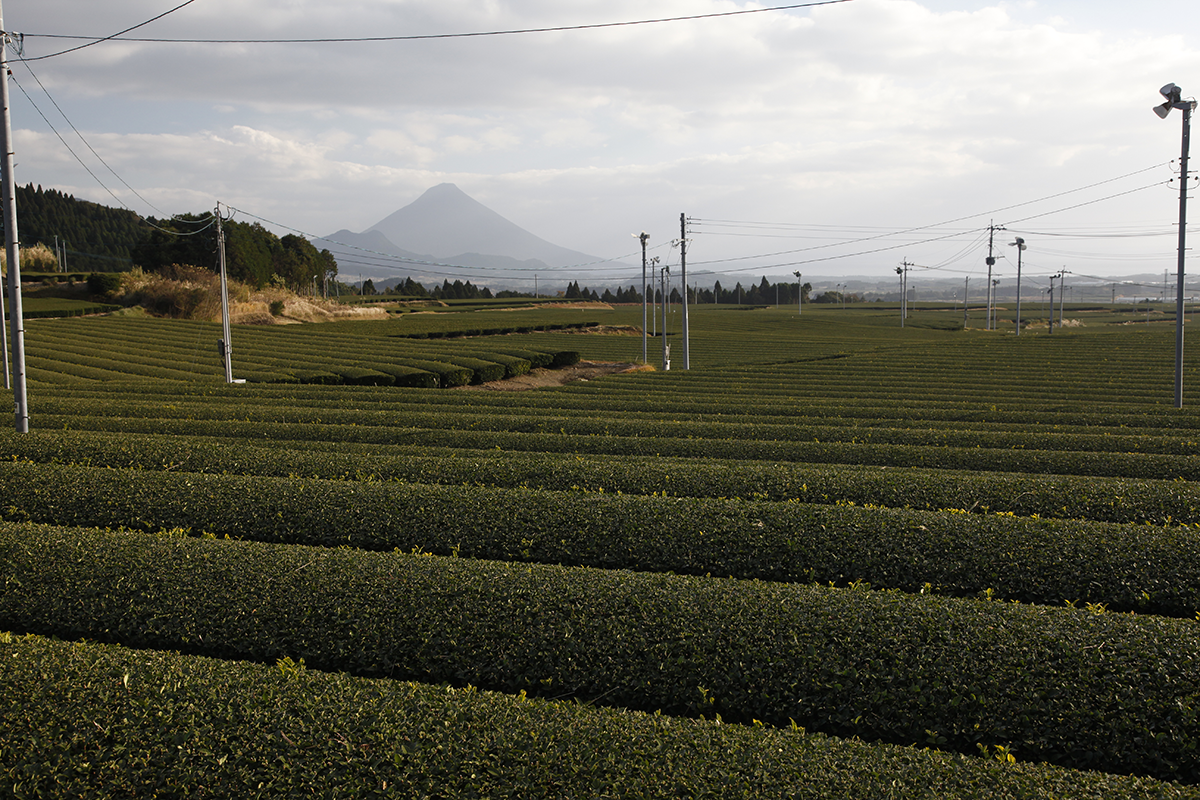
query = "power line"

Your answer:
(17, 0), (201, 62)
(14, 60), (167, 217)
(686, 170), (1168, 273)
(226, 204), (662, 280)
(18, 2), (853, 57)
